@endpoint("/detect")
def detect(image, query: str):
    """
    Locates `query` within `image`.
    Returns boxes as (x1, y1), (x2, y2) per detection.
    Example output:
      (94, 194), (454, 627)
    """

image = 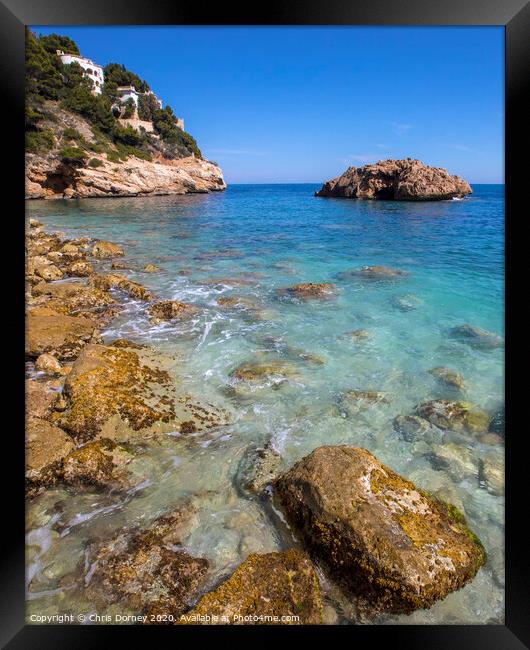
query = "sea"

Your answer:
(25, 183), (504, 624)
